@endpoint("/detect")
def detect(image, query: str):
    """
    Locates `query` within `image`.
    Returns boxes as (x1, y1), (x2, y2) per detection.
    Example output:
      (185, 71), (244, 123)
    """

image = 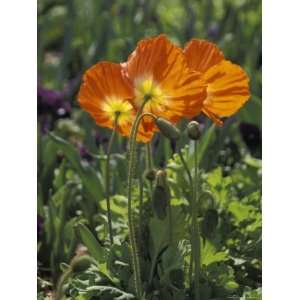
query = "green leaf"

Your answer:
(244, 154), (262, 169)
(100, 194), (128, 216)
(149, 207), (185, 259)
(160, 246), (184, 289)
(40, 136), (58, 199)
(206, 167), (232, 206)
(98, 262), (117, 283)
(201, 239), (228, 267)
(52, 183), (73, 258)
(228, 201), (255, 224)
(207, 263), (238, 291)
(83, 285), (135, 299)
(49, 132), (104, 203)
(75, 223), (108, 263)
(241, 287), (262, 300)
